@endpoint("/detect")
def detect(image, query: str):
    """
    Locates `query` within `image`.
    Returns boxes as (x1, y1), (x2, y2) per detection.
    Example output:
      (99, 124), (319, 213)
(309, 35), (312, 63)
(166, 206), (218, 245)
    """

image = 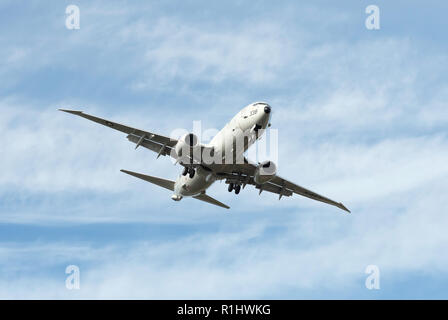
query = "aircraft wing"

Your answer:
(267, 175), (350, 212)
(59, 109), (177, 157)
(209, 160), (350, 213)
